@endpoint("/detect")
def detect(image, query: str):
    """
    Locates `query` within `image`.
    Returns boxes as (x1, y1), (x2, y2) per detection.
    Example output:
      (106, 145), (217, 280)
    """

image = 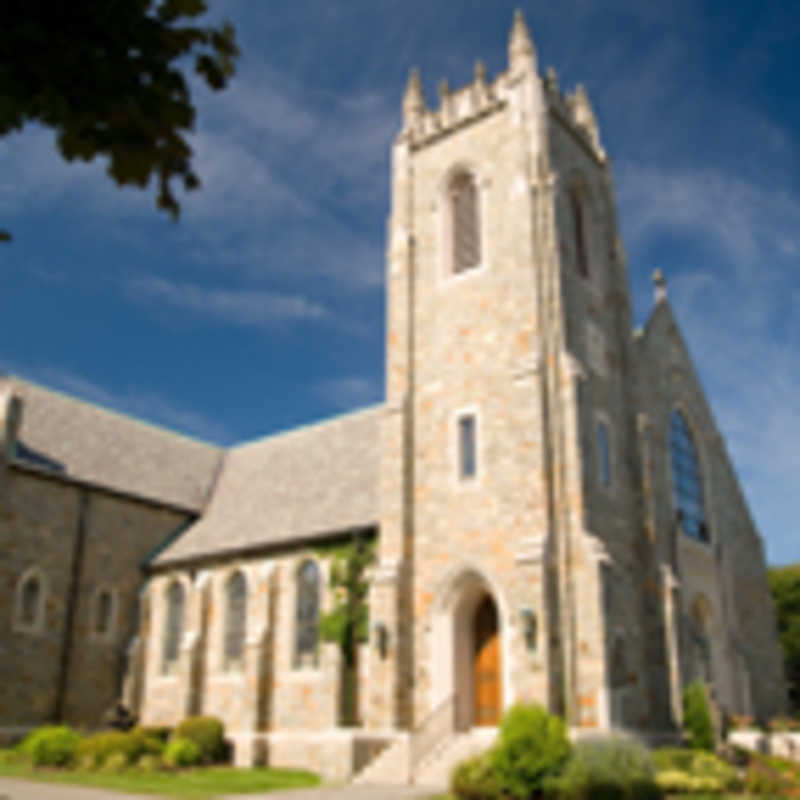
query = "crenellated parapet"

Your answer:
(400, 60), (508, 150)
(543, 67), (607, 163)
(400, 10), (539, 151)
